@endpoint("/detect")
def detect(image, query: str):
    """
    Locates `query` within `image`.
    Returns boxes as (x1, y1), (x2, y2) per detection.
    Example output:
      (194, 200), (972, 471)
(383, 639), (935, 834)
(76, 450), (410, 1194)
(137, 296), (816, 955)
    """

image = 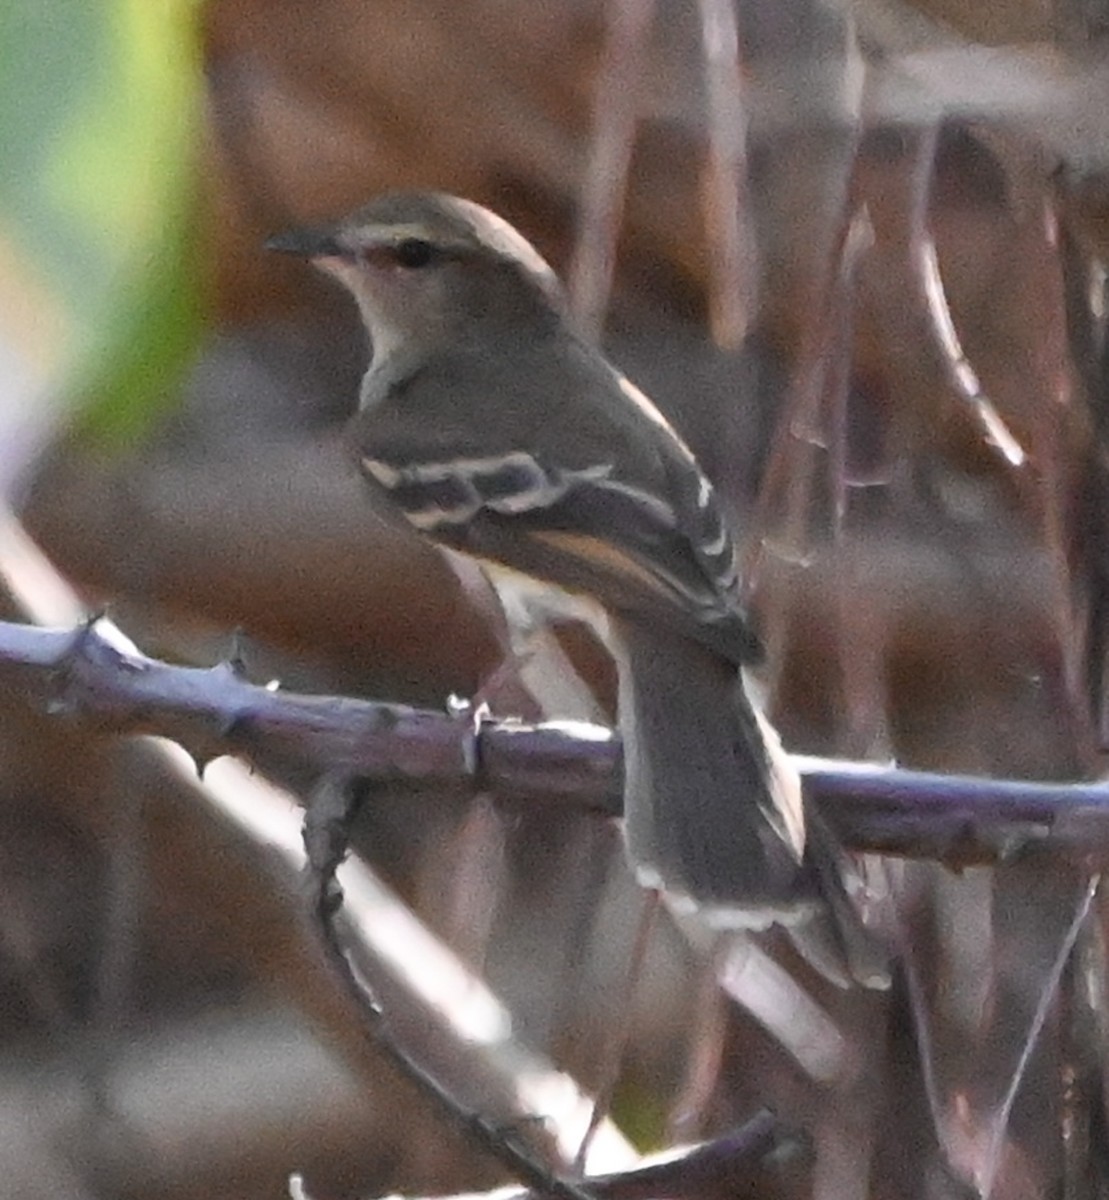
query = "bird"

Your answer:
(267, 191), (884, 982)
